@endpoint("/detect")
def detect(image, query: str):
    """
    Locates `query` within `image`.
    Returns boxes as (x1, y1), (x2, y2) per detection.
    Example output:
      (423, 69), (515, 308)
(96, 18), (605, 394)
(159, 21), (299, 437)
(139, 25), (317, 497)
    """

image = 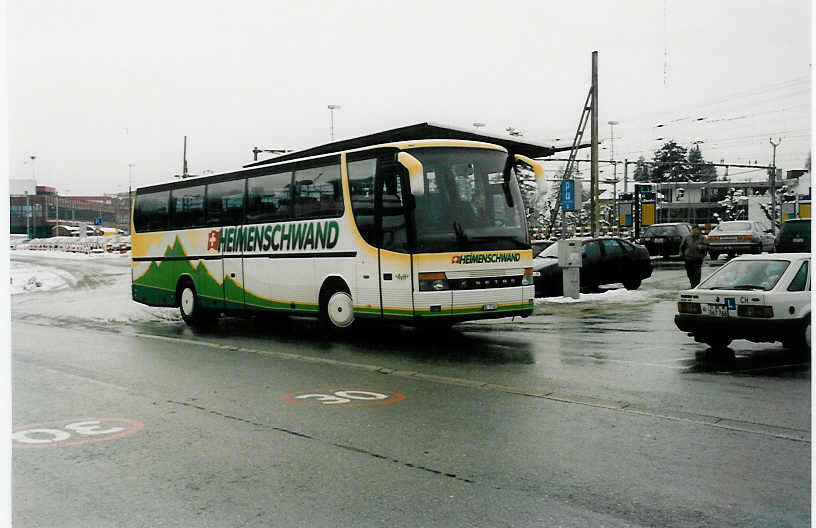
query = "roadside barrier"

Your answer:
(14, 236), (128, 255)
